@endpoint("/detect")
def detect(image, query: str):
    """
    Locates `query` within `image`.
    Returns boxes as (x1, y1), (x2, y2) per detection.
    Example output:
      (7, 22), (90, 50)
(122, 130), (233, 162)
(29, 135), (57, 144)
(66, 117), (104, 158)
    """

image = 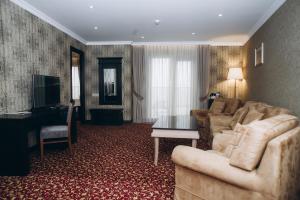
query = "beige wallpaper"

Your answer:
(85, 45), (133, 121)
(243, 0), (300, 116)
(210, 46), (245, 99)
(0, 0), (86, 114)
